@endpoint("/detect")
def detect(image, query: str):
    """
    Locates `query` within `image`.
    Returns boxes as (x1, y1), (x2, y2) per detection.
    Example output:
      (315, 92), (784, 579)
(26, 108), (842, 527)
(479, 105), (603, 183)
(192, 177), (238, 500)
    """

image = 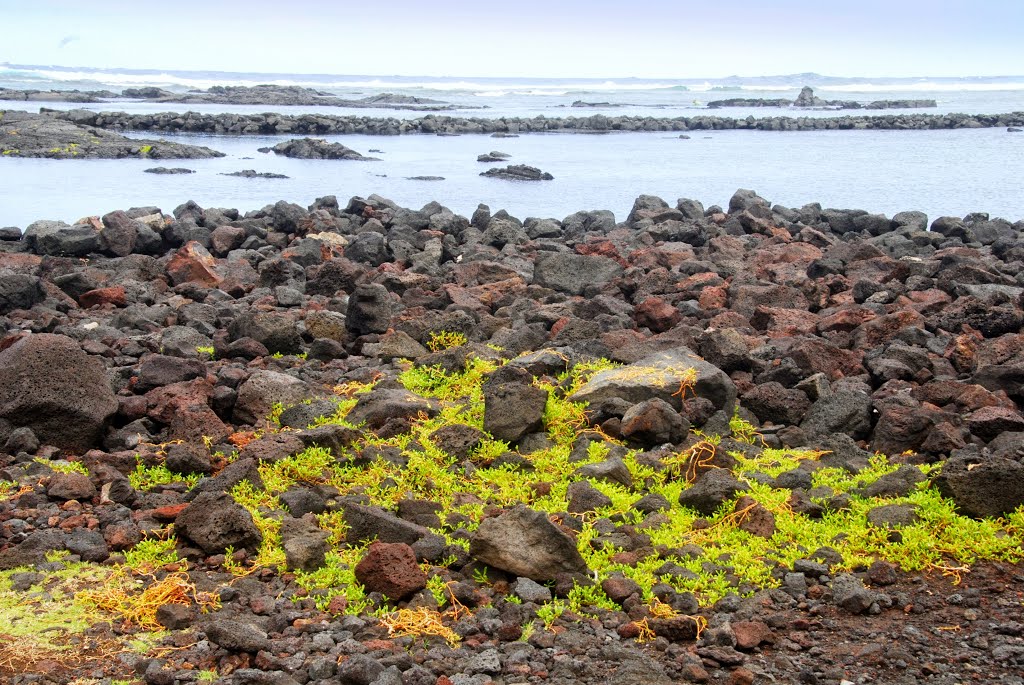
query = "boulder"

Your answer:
(469, 504), (589, 581)
(281, 515), (330, 572)
(354, 542), (428, 600)
(47, 472), (97, 501)
(0, 273), (45, 314)
(0, 334), (117, 451)
(346, 387), (440, 432)
(678, 469), (750, 516)
(346, 283), (395, 335)
(233, 371), (315, 425)
(174, 491), (262, 554)
(800, 391), (874, 440)
(619, 397), (687, 446)
(480, 164), (553, 181)
(100, 210), (140, 257)
(341, 502), (429, 545)
(228, 311), (303, 355)
(533, 252), (622, 296)
(203, 620), (269, 653)
(483, 382), (548, 443)
(571, 347), (736, 412)
(135, 354), (207, 392)
(933, 455), (1024, 518)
